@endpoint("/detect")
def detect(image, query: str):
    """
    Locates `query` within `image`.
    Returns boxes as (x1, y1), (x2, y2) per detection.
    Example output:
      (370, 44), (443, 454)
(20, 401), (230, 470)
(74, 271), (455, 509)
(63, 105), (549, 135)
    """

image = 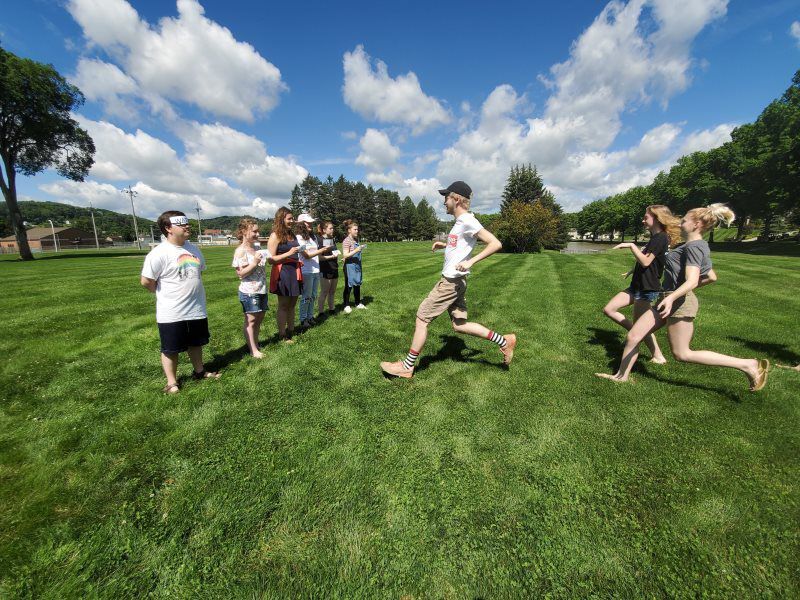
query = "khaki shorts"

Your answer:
(663, 290), (699, 319)
(416, 276), (468, 323)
